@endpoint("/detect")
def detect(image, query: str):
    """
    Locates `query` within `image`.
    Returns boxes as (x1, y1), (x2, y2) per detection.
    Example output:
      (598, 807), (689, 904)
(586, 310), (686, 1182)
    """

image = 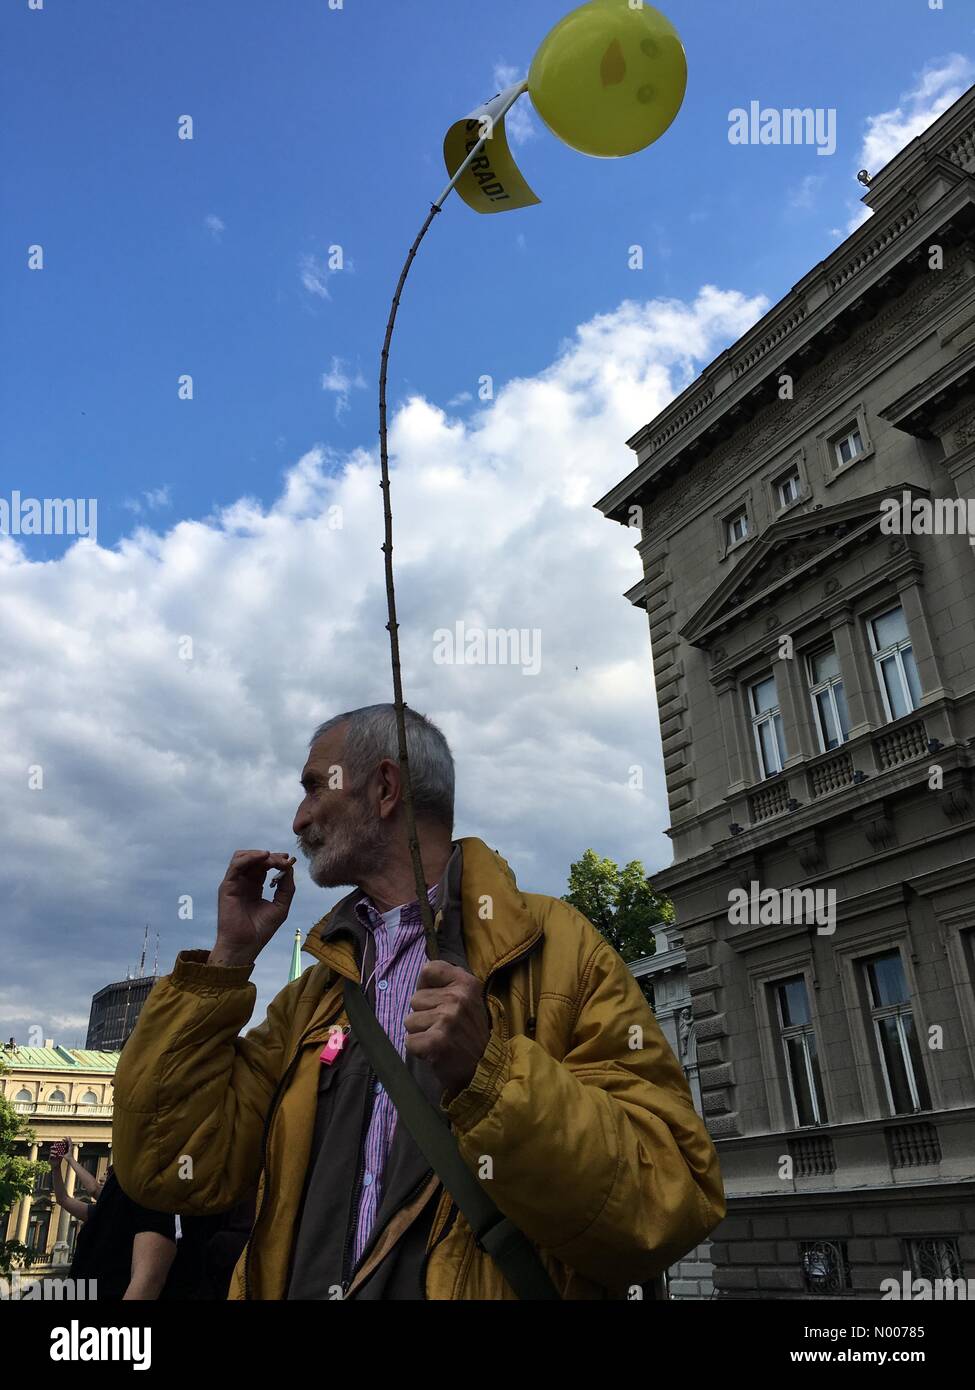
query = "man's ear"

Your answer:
(376, 757), (402, 819)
